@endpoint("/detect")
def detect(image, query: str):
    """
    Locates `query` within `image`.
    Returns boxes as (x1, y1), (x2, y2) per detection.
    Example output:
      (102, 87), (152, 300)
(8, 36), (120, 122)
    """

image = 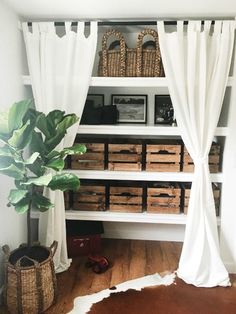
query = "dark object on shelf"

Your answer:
(101, 104), (119, 124)
(66, 220), (104, 258)
(81, 104), (118, 125)
(81, 94), (104, 124)
(86, 254), (110, 274)
(154, 95), (174, 125)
